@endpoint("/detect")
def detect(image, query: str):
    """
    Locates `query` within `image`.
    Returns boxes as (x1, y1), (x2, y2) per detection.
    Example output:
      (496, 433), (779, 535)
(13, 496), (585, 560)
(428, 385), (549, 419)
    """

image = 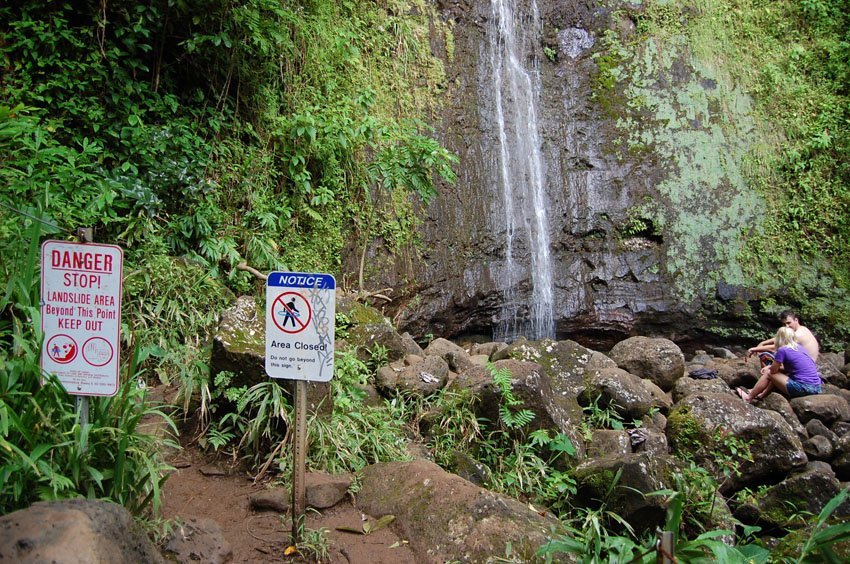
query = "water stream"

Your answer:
(486, 0), (555, 342)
